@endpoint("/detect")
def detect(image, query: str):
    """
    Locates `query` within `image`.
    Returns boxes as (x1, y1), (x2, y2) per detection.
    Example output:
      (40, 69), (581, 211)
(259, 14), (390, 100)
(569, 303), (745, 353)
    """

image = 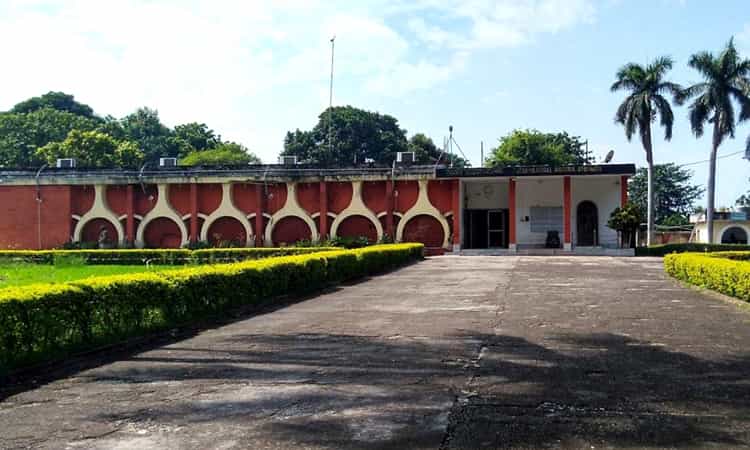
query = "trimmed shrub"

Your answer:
(0, 244), (423, 374)
(0, 247), (340, 266)
(664, 251), (750, 302)
(637, 243), (750, 257)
